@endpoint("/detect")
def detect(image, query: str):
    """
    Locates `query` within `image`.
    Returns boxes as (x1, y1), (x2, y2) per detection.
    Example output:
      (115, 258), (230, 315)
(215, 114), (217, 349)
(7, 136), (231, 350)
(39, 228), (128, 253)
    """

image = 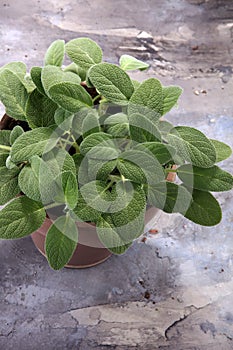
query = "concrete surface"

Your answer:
(1, 0), (233, 349)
